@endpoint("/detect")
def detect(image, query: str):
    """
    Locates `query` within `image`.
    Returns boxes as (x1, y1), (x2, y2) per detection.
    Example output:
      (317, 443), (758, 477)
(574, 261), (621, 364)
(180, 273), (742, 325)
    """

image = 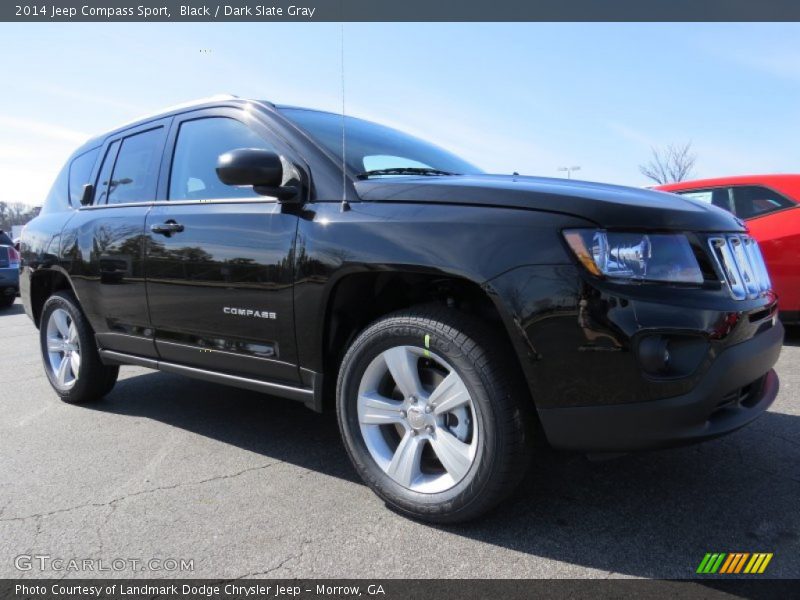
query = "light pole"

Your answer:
(558, 166), (581, 179)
